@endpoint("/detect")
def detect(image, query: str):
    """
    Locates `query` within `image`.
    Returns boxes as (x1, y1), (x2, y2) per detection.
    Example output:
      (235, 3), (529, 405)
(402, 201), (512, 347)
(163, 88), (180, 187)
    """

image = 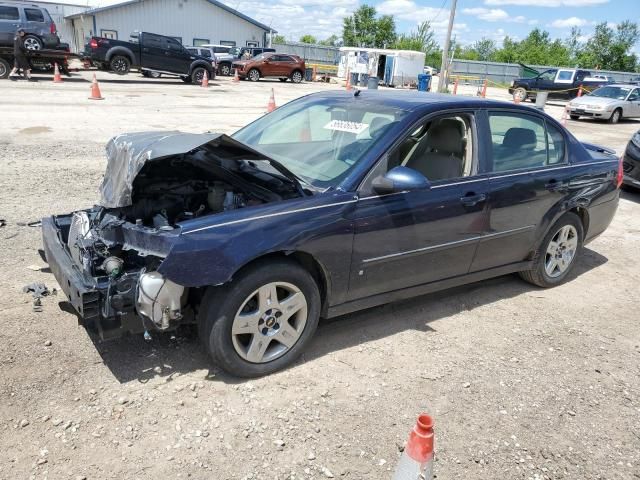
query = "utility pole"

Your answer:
(438, 0), (457, 93)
